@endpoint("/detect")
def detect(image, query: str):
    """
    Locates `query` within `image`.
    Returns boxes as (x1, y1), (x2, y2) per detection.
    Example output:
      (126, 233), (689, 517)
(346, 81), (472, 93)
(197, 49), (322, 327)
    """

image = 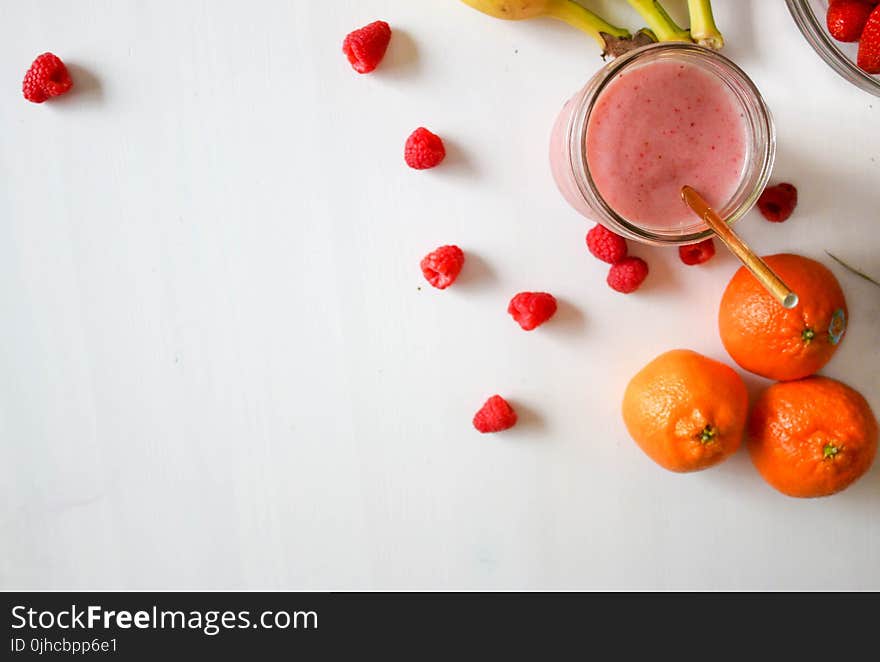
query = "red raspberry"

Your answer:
(507, 292), (557, 331)
(586, 224), (627, 264)
(757, 183), (798, 222)
(607, 257), (649, 293)
(473, 395), (517, 433)
(827, 0), (874, 42)
(22, 53), (73, 103)
(405, 127), (446, 170)
(342, 21), (392, 74)
(678, 238), (716, 266)
(420, 245), (464, 289)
